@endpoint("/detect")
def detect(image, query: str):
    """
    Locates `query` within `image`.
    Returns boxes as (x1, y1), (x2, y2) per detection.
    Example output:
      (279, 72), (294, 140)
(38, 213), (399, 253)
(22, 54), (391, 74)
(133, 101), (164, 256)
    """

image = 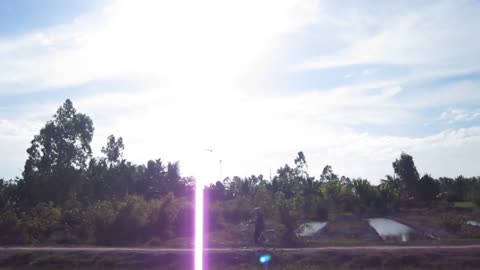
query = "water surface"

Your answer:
(297, 222), (327, 237)
(368, 218), (414, 242)
(467, 220), (480, 226)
